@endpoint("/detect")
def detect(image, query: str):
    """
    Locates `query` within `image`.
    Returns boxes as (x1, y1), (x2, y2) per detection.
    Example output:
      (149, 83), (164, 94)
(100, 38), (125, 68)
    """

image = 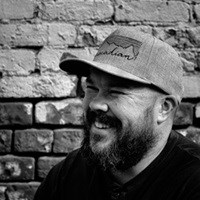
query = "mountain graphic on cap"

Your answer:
(96, 34), (143, 61)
